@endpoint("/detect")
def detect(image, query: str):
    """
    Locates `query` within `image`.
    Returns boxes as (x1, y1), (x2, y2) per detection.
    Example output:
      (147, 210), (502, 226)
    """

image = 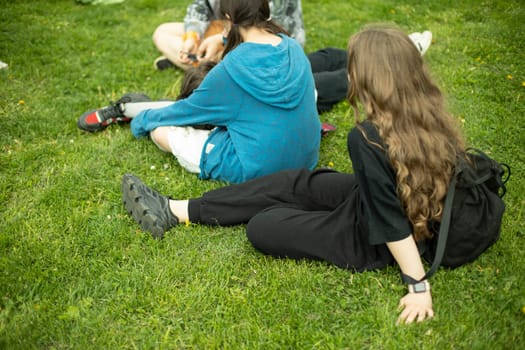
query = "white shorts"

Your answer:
(164, 126), (212, 174)
(122, 101), (213, 174)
